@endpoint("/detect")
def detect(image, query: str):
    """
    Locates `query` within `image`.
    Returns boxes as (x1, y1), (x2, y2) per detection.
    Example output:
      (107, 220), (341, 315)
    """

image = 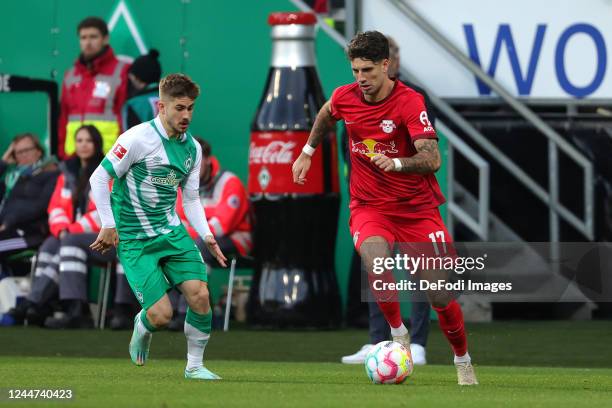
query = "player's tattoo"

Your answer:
(306, 100), (336, 149)
(396, 138), (441, 174)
